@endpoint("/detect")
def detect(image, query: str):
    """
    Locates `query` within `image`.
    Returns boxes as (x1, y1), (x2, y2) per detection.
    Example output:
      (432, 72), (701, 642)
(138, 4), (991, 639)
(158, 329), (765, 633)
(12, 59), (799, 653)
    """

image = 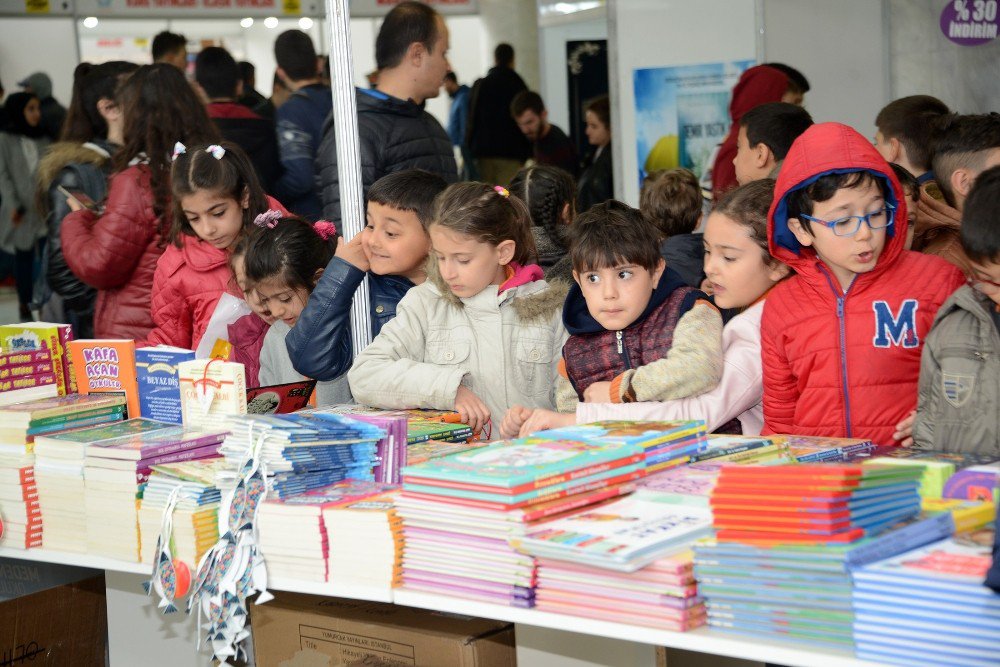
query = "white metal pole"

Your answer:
(324, 0), (373, 357)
